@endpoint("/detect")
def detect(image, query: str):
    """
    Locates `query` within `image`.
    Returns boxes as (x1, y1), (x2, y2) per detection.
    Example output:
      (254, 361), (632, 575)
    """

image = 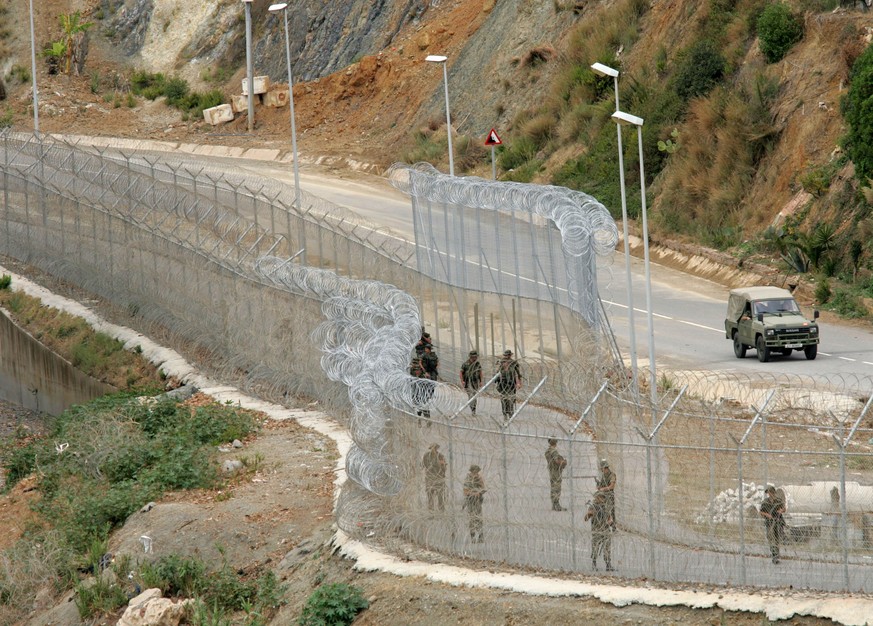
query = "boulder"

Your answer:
(117, 588), (192, 626)
(203, 104), (233, 126)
